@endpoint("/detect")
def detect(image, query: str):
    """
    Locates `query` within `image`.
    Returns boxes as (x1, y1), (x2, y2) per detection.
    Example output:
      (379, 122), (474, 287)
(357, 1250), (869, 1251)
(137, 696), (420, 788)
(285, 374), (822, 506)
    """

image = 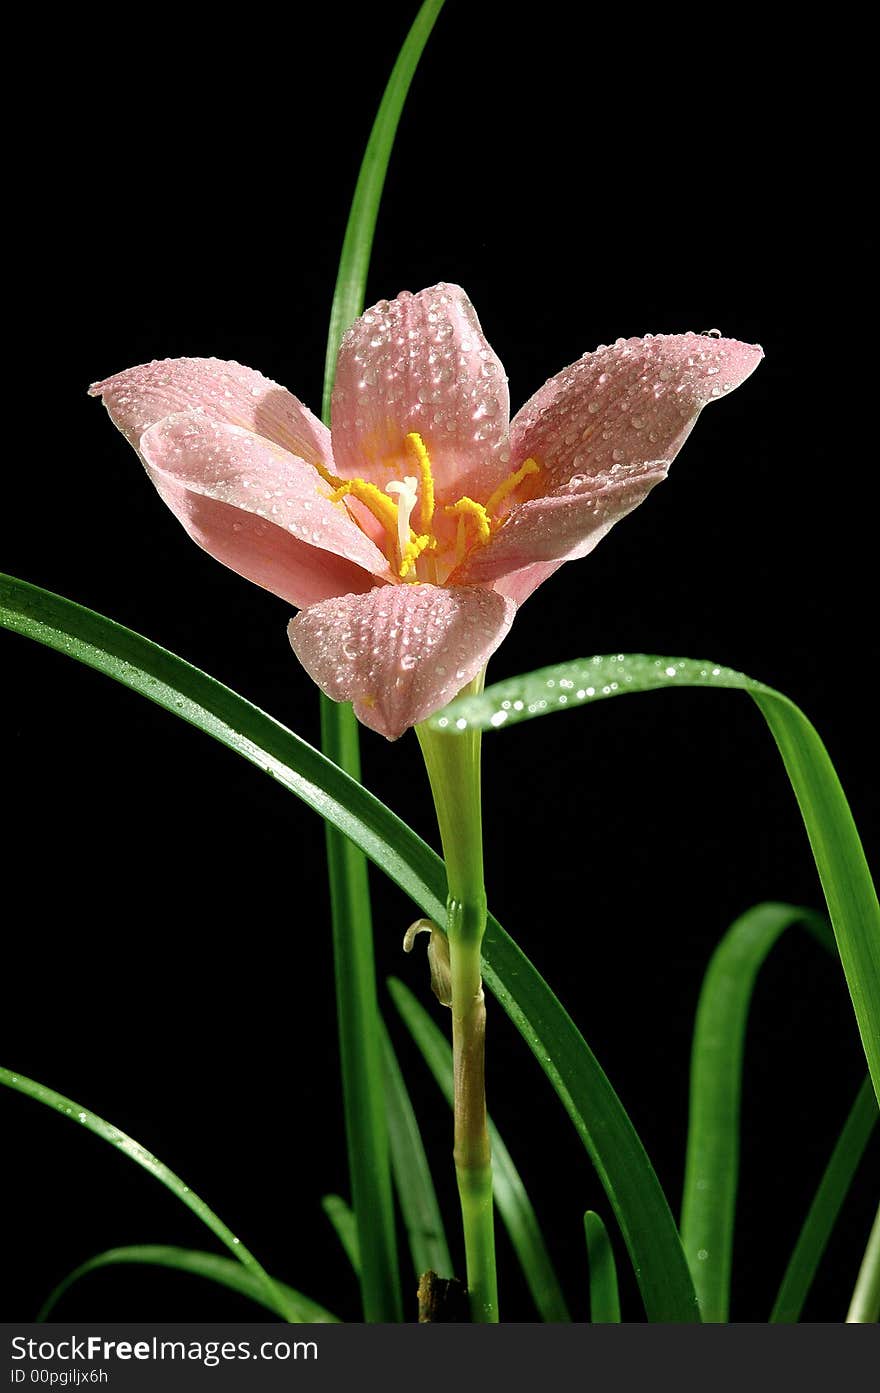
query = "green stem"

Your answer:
(847, 1203), (880, 1323)
(416, 674), (497, 1323)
